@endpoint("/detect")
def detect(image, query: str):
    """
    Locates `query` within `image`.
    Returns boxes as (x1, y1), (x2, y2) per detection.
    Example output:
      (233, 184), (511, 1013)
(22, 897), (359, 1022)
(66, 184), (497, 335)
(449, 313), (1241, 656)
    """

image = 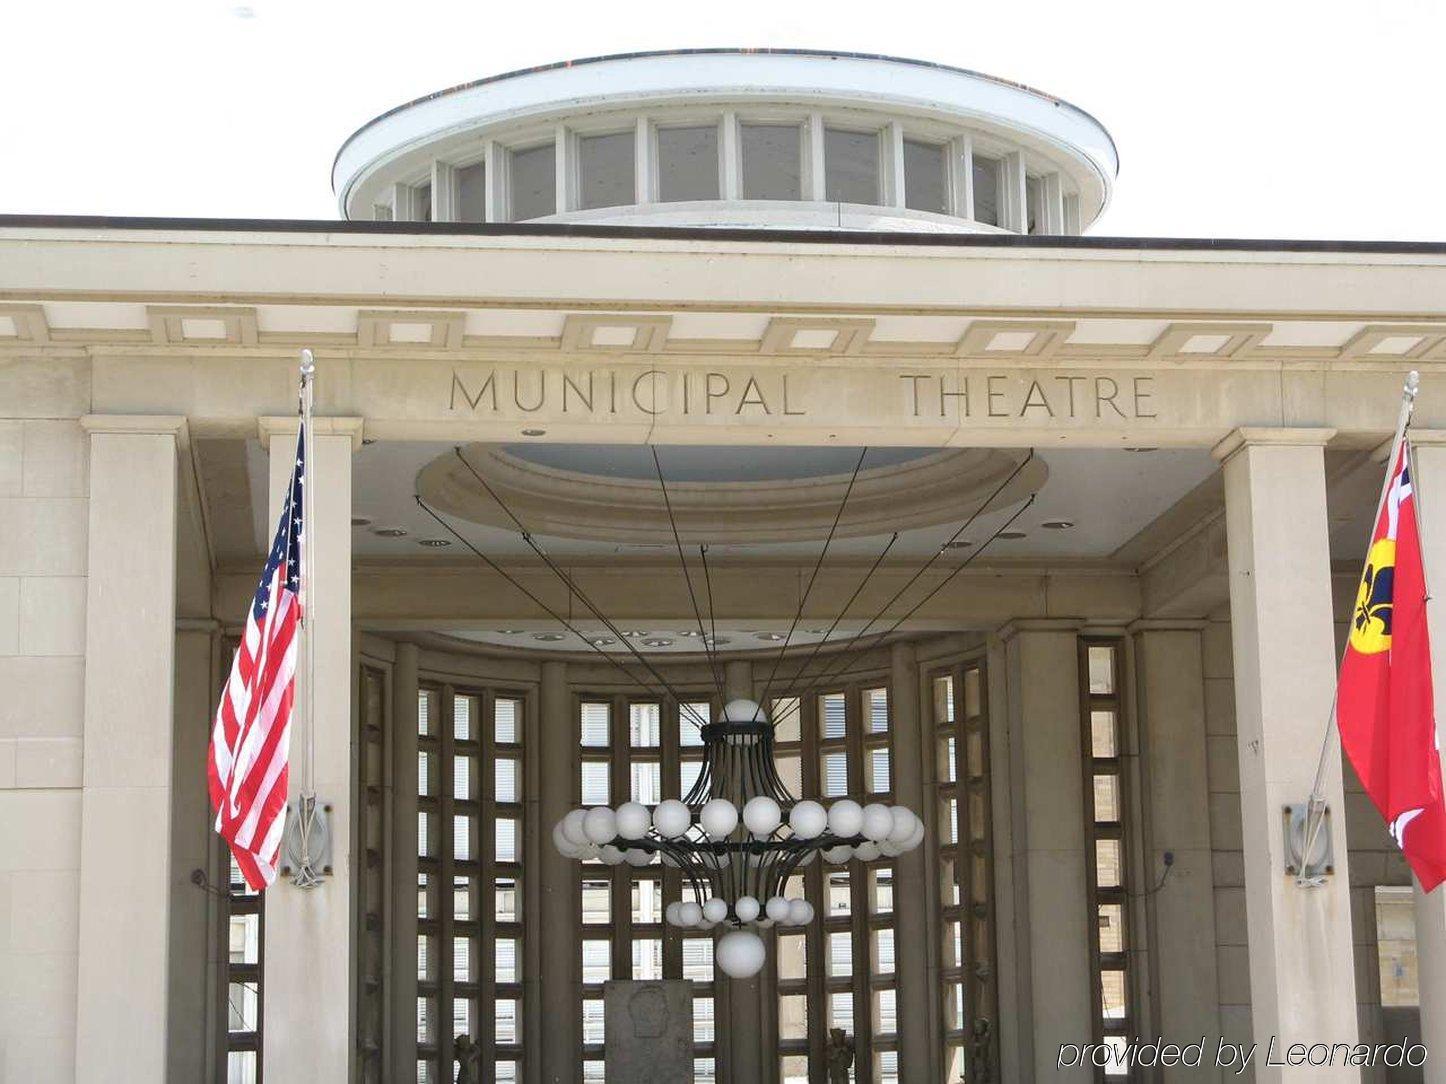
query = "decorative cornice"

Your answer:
(257, 415), (366, 450)
(1210, 426), (1337, 464)
(80, 414), (190, 450)
(996, 617), (1086, 641)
